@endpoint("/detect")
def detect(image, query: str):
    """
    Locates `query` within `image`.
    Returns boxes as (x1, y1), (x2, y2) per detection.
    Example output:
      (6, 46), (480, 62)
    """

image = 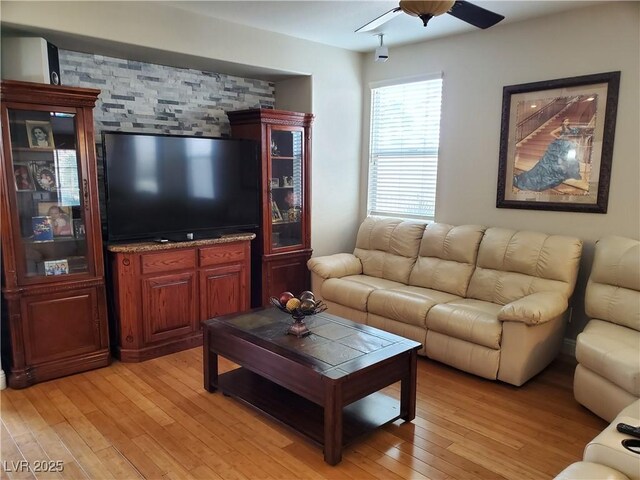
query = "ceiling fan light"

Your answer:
(399, 0), (456, 18)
